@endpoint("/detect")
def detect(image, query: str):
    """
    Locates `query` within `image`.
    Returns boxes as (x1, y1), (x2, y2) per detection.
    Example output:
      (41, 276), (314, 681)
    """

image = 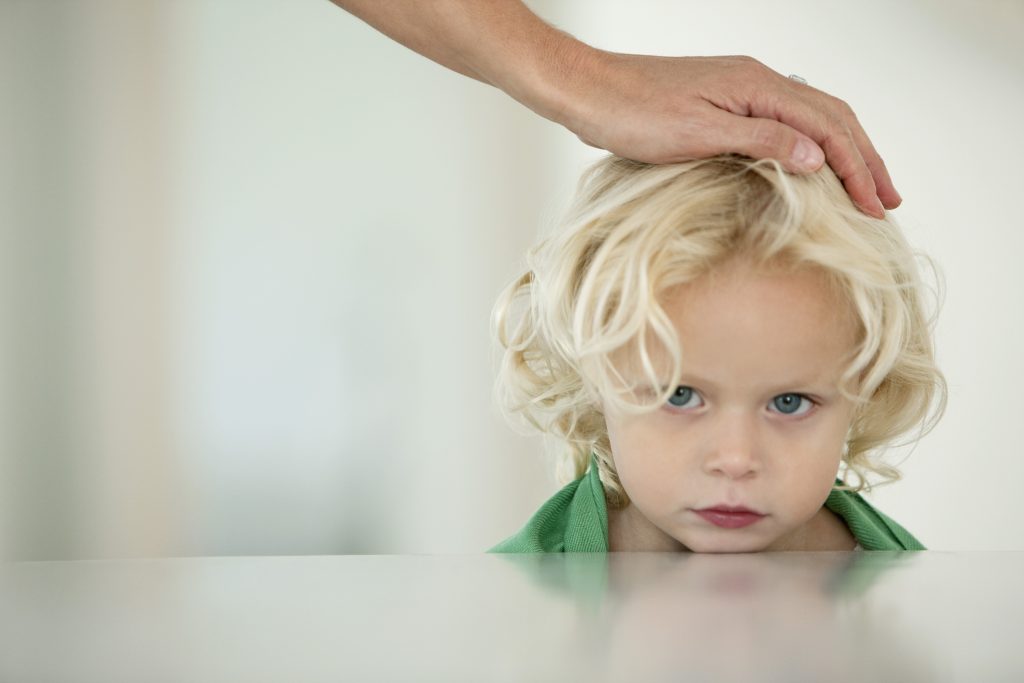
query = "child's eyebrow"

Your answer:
(662, 372), (837, 393)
